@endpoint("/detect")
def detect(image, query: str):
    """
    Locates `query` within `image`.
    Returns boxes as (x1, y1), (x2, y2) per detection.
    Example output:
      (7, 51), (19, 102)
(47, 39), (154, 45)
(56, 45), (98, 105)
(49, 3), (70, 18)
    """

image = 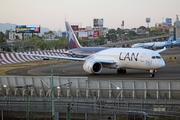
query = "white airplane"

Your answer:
(17, 21), (166, 77)
(131, 36), (174, 50)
